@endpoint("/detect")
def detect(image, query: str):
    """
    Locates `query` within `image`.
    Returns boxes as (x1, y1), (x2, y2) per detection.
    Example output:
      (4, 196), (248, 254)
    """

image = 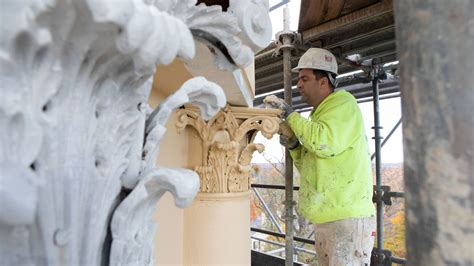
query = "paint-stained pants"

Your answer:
(314, 217), (376, 266)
